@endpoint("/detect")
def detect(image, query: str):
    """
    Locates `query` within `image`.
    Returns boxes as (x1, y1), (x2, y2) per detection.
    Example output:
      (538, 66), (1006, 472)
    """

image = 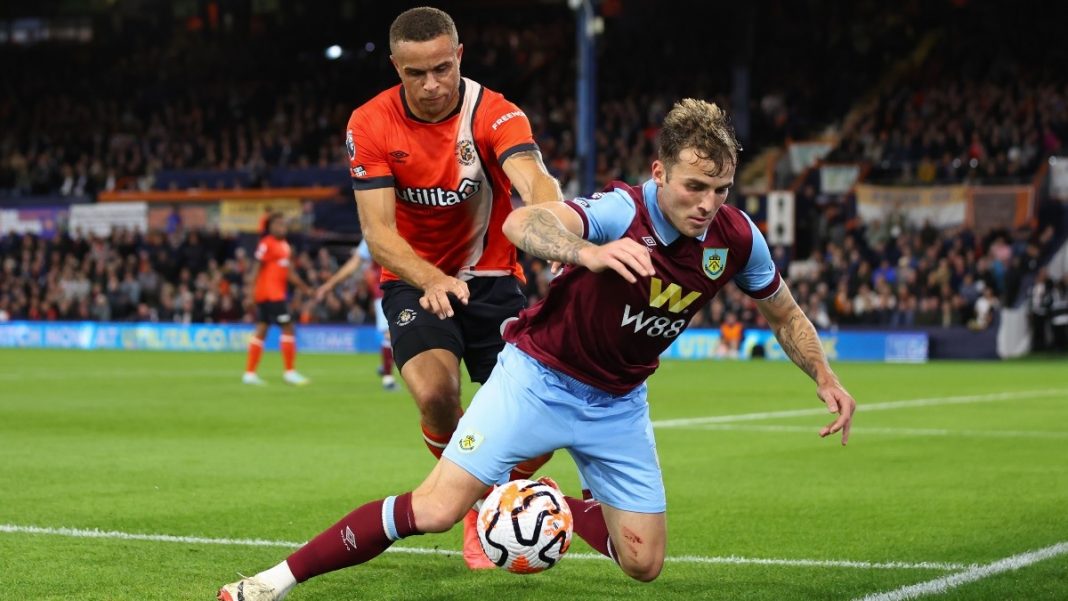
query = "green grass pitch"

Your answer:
(1, 348), (1066, 600)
